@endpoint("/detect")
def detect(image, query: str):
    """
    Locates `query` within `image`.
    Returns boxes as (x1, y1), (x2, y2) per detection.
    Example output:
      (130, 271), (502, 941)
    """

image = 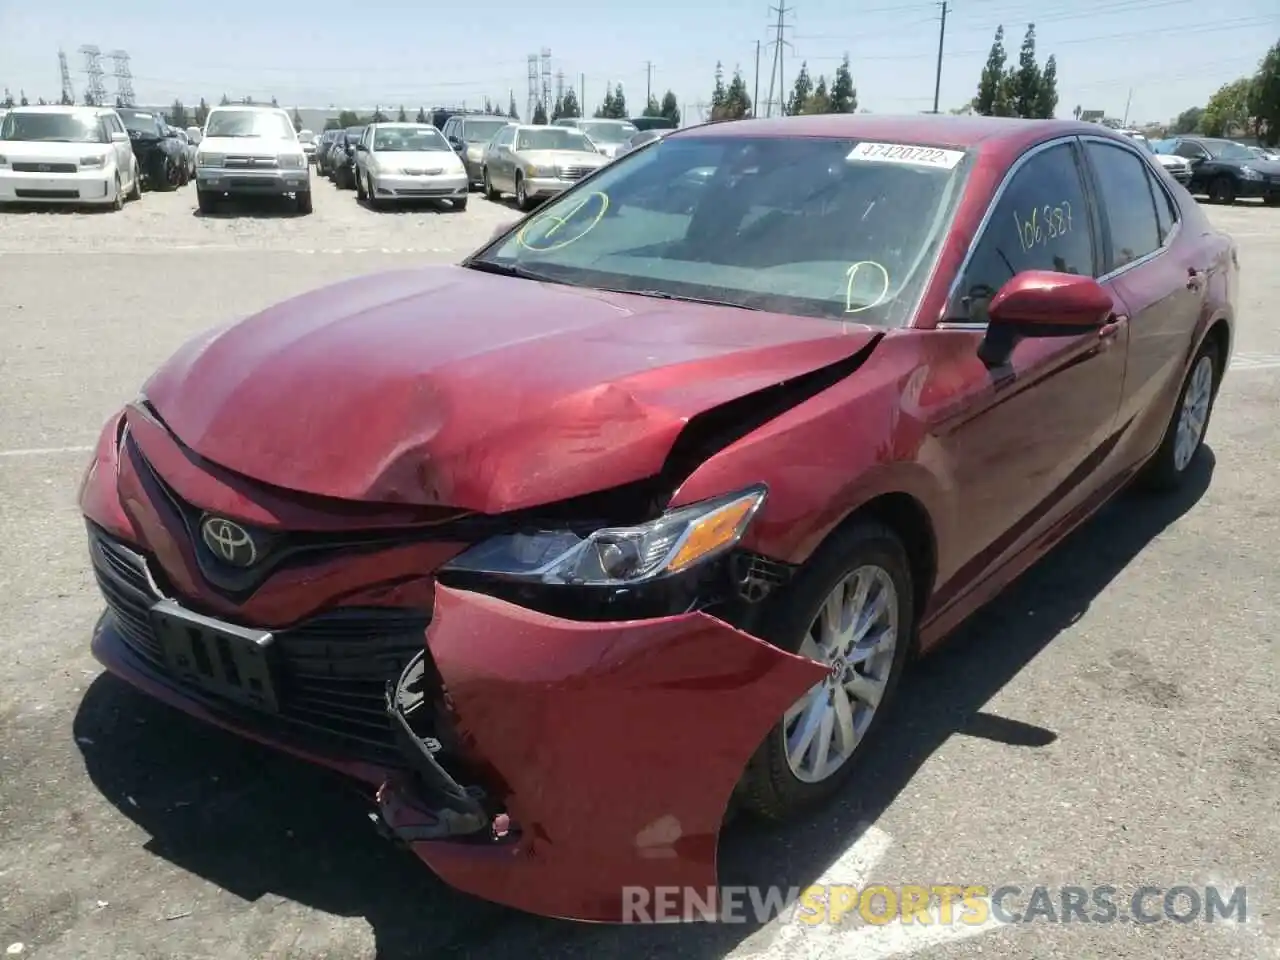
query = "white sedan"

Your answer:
(0, 104), (141, 209)
(353, 122), (469, 211)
